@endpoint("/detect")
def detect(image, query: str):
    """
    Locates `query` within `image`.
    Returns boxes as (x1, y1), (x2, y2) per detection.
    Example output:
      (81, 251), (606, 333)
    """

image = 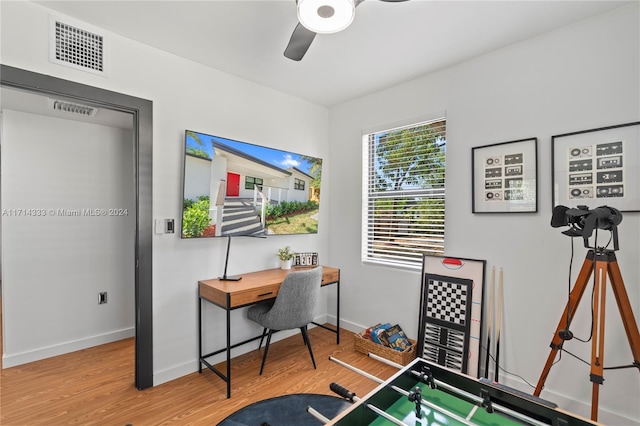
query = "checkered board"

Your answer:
(426, 278), (470, 324)
(420, 274), (473, 373)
